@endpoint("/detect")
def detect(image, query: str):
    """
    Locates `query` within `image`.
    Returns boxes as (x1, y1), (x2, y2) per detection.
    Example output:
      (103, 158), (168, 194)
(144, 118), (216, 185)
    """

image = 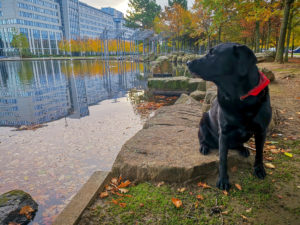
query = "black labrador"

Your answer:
(187, 43), (272, 190)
